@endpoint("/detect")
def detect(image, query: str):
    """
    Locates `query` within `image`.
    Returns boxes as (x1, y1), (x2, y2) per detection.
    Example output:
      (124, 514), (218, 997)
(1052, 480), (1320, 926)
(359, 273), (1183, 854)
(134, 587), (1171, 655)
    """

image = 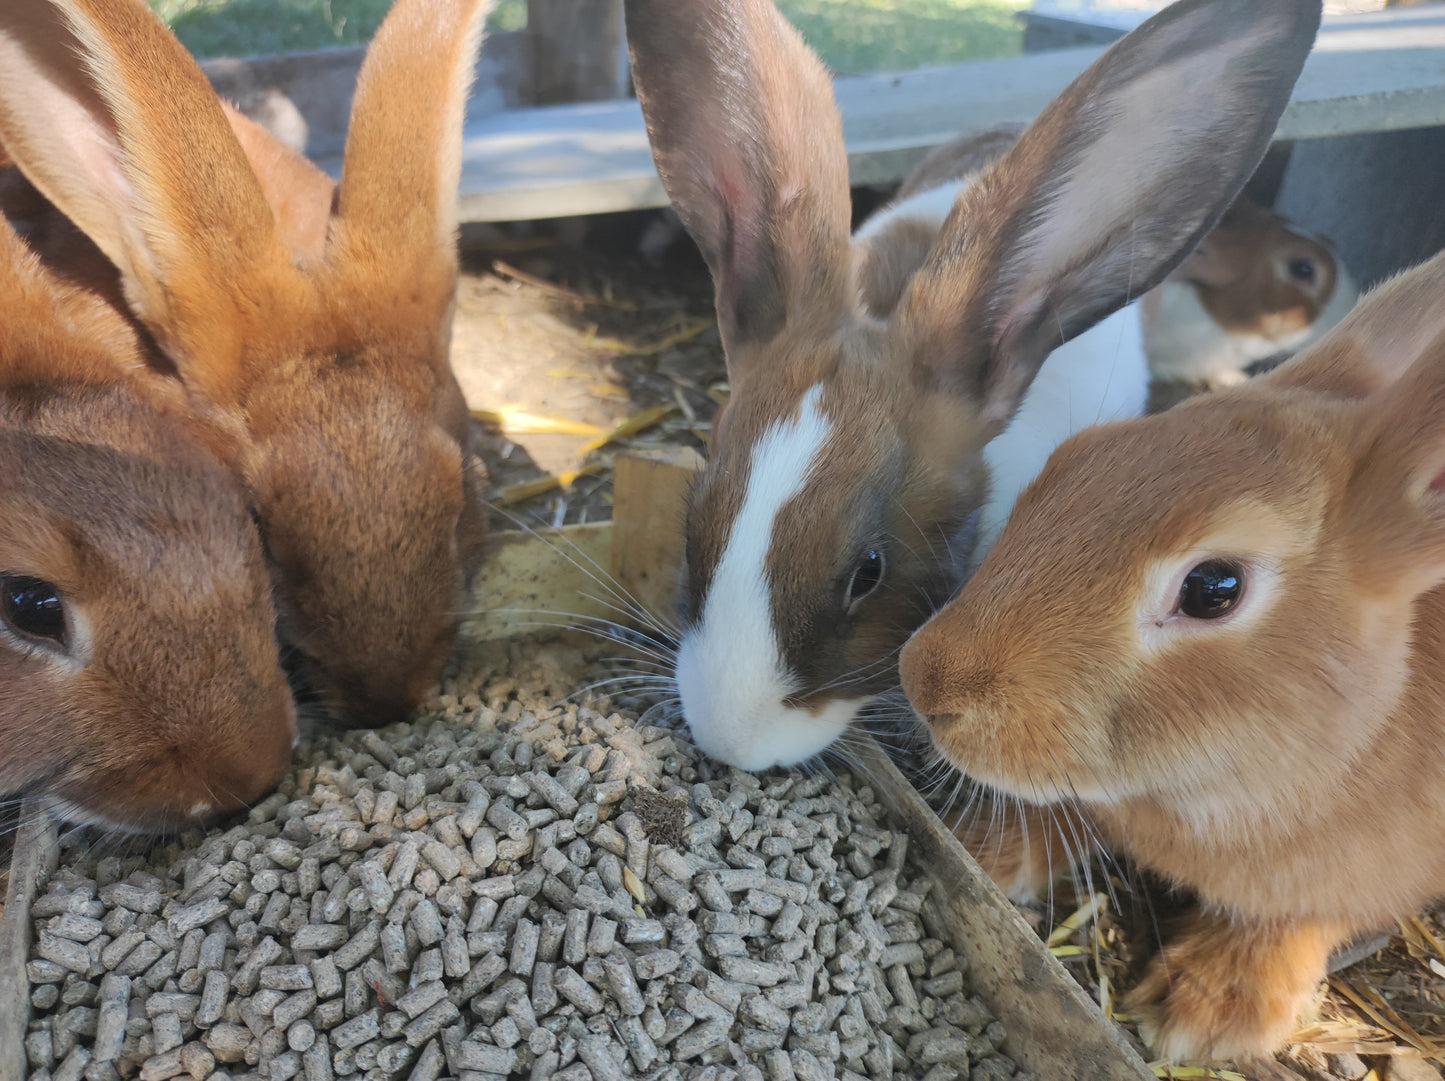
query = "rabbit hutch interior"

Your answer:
(3, 1), (1445, 1080)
